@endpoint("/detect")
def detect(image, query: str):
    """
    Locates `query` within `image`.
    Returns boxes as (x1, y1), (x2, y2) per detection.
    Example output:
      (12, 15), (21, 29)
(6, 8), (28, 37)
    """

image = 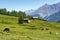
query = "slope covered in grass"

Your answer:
(0, 14), (60, 40)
